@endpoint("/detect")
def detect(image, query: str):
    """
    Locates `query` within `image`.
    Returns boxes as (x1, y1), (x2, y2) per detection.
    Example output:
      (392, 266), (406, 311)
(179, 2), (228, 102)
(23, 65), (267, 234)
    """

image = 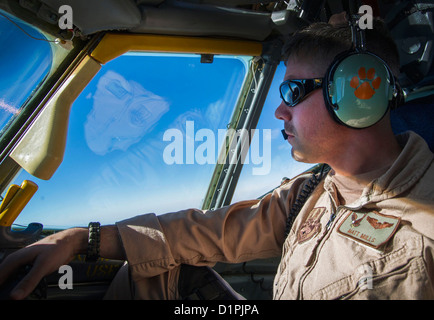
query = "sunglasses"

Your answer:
(279, 78), (323, 107)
